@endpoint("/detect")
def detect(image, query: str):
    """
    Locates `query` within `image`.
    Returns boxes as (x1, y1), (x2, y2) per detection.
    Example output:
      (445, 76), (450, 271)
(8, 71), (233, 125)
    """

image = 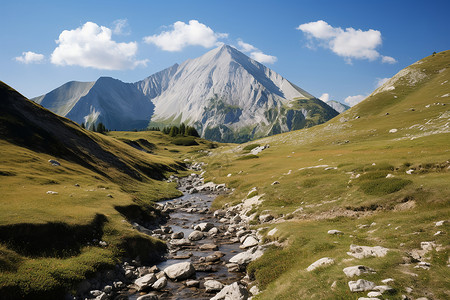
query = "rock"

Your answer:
(134, 273), (157, 291)
(48, 159), (61, 166)
(151, 276), (167, 290)
(373, 285), (394, 293)
(210, 282), (249, 300)
(271, 181), (280, 185)
(164, 262), (195, 281)
(249, 285), (260, 295)
(435, 220), (446, 226)
(328, 229), (344, 235)
(306, 257), (335, 272)
(188, 230), (204, 241)
(389, 128), (398, 133)
(259, 214), (274, 223)
(420, 241), (436, 252)
(348, 279), (376, 292)
(90, 290), (102, 297)
(343, 265), (376, 277)
(267, 228), (278, 236)
(46, 191), (58, 195)
(208, 227), (219, 235)
(414, 261), (430, 270)
(95, 292), (108, 300)
(347, 245), (389, 259)
(199, 243), (219, 251)
(205, 254), (220, 262)
(367, 291), (382, 297)
(386, 173), (395, 178)
(171, 232), (184, 239)
(331, 281), (338, 290)
(194, 222), (215, 232)
(136, 293), (158, 300)
(241, 236), (259, 249)
(406, 169), (414, 174)
(204, 280), (224, 293)
(381, 278), (394, 284)
(229, 248), (263, 266)
(226, 263), (240, 272)
(186, 280), (200, 287)
(103, 285), (112, 293)
(170, 238), (192, 247)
